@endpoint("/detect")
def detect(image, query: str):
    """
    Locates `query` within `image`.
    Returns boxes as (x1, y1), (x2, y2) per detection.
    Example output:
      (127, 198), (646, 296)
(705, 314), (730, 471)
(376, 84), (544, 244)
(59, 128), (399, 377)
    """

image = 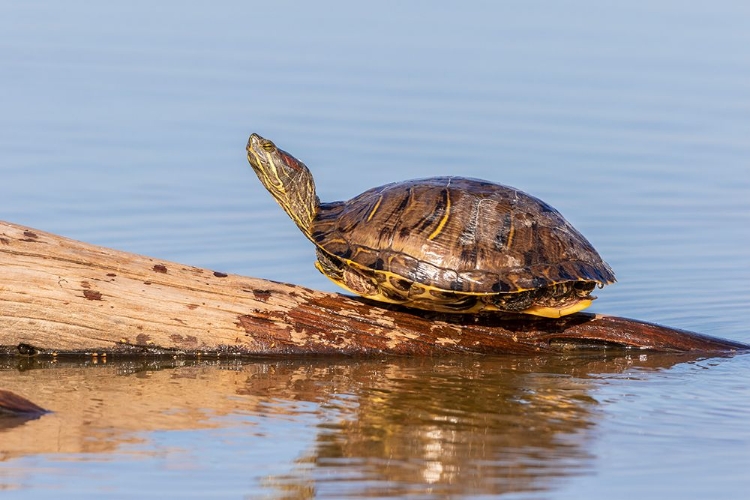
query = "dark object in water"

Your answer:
(0, 389), (48, 417)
